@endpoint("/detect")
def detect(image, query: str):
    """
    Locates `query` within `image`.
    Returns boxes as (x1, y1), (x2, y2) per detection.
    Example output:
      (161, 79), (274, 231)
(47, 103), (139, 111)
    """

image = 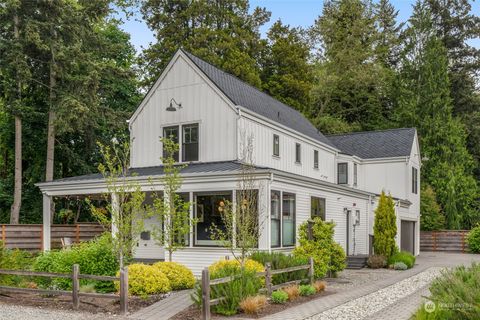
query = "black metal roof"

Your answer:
(182, 50), (335, 148)
(50, 161), (260, 183)
(327, 128), (416, 159)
